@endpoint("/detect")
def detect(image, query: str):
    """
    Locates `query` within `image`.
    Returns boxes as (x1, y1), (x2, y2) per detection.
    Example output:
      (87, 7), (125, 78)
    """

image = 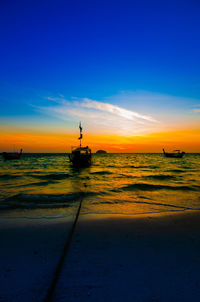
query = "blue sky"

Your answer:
(0, 0), (200, 141)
